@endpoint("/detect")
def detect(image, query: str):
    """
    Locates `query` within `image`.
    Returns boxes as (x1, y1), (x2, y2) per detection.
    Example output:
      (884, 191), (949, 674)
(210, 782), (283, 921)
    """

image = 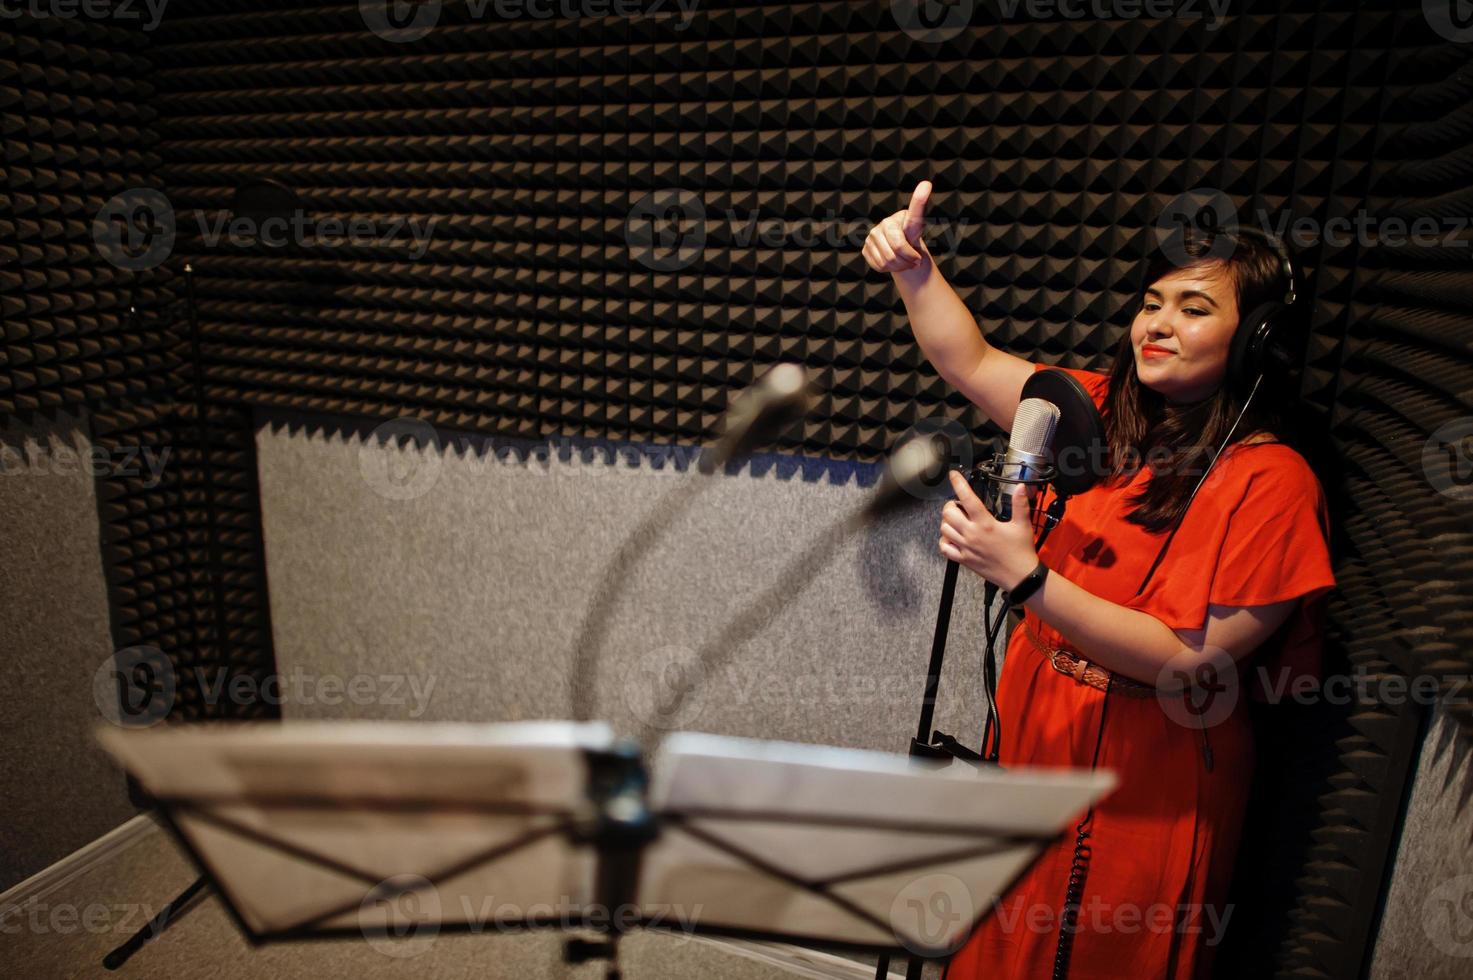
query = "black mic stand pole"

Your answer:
(884, 460), (1066, 980)
(909, 458), (1065, 766)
